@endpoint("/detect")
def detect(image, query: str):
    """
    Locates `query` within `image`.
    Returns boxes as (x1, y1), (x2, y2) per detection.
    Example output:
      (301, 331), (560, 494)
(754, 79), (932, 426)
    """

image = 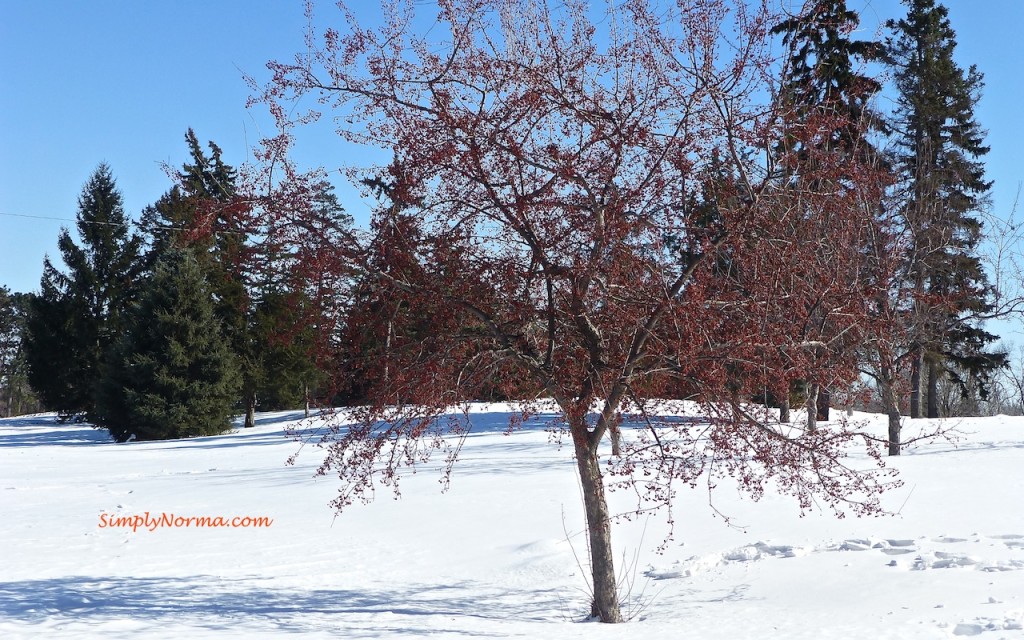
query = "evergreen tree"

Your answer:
(773, 0), (886, 163)
(142, 130), (341, 424)
(887, 0), (1006, 418)
(24, 276), (89, 417)
(142, 130), (258, 422)
(771, 0), (886, 428)
(141, 129), (241, 266)
(23, 164), (143, 418)
(237, 179), (349, 421)
(247, 288), (324, 412)
(96, 250), (241, 442)
(0, 288), (40, 417)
